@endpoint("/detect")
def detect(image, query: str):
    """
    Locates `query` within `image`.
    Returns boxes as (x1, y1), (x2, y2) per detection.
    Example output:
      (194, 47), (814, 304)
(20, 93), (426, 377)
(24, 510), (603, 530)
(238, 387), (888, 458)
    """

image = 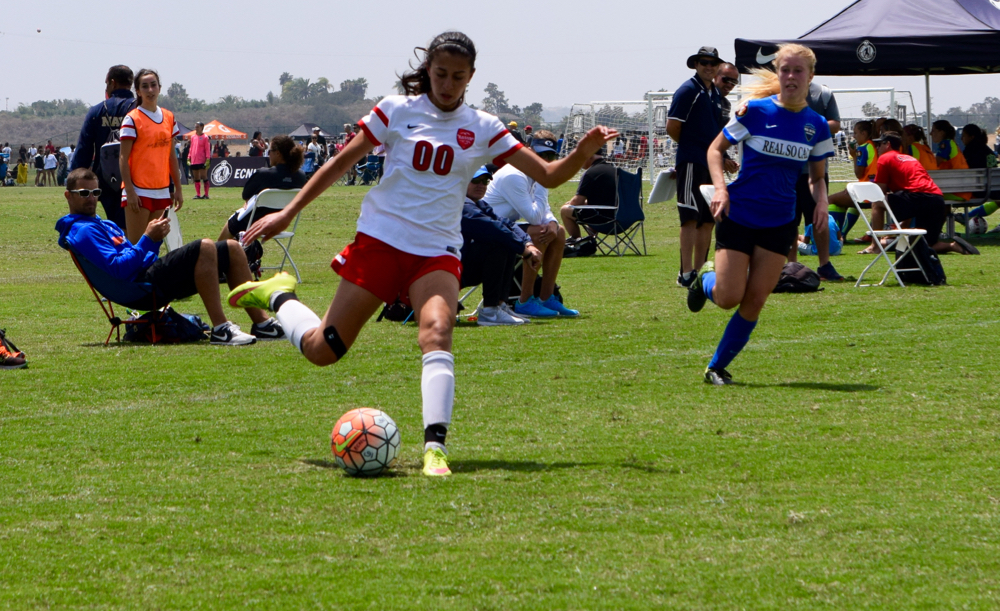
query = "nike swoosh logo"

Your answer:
(756, 49), (777, 64)
(765, 124), (778, 129)
(253, 327), (281, 338)
(334, 429), (361, 454)
(407, 124), (421, 129)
